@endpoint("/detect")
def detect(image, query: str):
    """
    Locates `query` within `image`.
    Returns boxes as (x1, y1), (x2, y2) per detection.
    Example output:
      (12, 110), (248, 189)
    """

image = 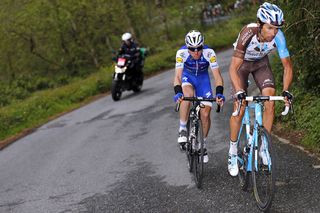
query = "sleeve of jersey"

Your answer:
(207, 50), (219, 69)
(233, 26), (252, 59)
(175, 49), (184, 69)
(275, 30), (290, 59)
